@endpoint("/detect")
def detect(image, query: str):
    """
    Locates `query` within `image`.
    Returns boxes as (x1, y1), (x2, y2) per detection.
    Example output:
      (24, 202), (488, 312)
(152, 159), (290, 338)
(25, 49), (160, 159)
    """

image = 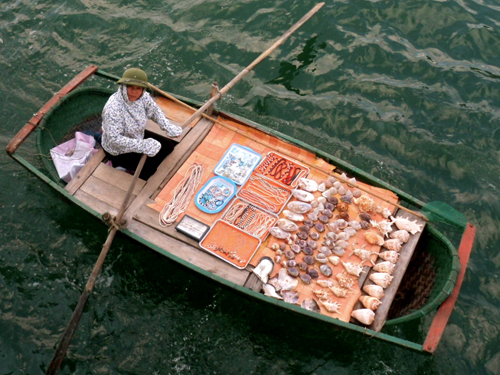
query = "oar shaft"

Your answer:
(179, 2), (325, 128)
(46, 154), (148, 375)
